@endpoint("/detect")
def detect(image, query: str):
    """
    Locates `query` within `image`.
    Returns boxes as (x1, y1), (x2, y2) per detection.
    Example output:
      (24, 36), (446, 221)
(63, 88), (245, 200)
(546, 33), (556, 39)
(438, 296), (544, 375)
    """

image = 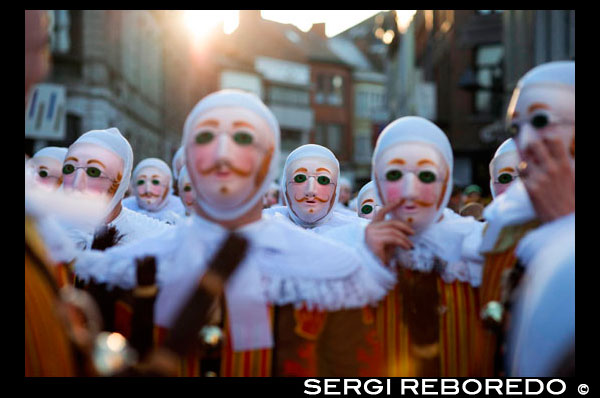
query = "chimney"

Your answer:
(310, 23), (327, 38)
(239, 10), (262, 27)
